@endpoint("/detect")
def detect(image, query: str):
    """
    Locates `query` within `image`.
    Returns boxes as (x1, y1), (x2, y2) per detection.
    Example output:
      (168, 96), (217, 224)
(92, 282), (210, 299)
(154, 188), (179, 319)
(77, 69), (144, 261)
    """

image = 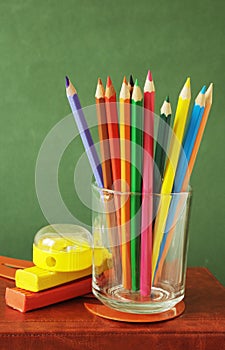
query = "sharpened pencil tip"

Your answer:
(147, 70), (153, 81)
(98, 77), (102, 85)
(201, 85), (207, 94)
(129, 75), (134, 86)
(205, 83), (213, 105)
(65, 76), (70, 88)
(135, 79), (138, 86)
(166, 96), (170, 102)
(123, 76), (127, 84)
(208, 82), (213, 90)
(185, 77), (191, 88)
(107, 76), (112, 87)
